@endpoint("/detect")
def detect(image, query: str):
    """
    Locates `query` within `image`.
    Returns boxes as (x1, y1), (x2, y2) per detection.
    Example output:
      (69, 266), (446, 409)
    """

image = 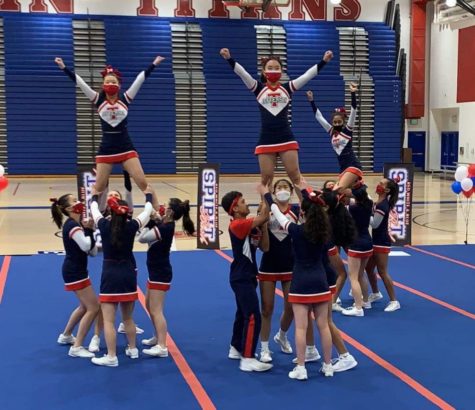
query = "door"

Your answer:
(408, 131), (425, 170)
(441, 132), (459, 167)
